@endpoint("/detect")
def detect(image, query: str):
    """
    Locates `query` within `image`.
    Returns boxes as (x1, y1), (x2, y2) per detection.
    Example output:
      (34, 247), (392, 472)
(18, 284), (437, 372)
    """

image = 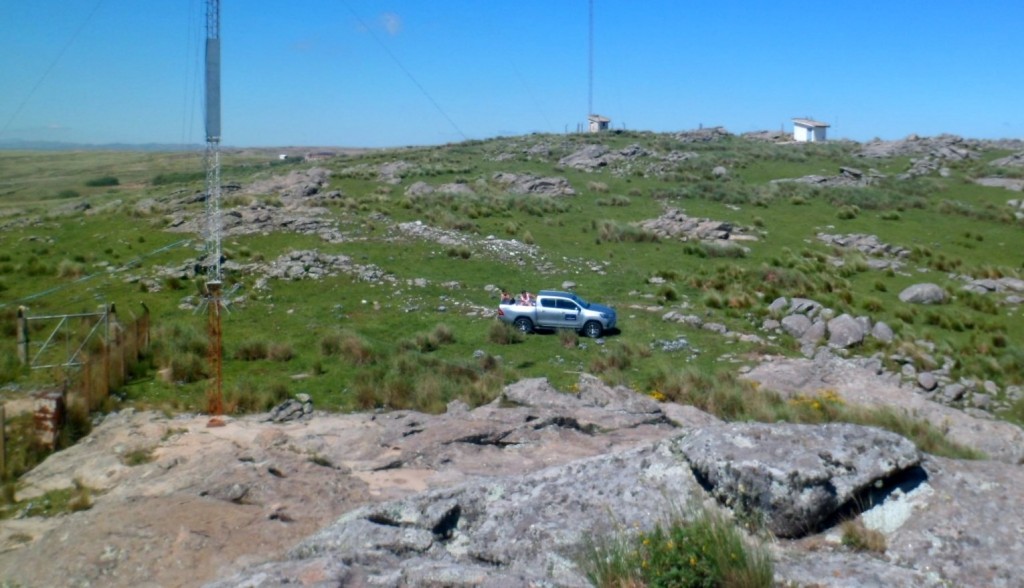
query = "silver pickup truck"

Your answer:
(497, 290), (617, 338)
